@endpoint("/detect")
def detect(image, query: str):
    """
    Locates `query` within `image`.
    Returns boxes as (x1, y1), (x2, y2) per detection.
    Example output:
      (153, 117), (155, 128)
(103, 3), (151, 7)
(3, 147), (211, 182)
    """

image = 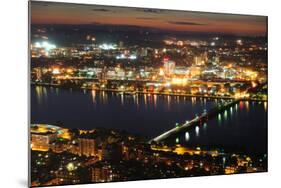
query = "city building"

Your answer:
(91, 165), (112, 182)
(30, 124), (61, 151)
(163, 58), (176, 76)
(78, 137), (97, 157)
(31, 132), (57, 151)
